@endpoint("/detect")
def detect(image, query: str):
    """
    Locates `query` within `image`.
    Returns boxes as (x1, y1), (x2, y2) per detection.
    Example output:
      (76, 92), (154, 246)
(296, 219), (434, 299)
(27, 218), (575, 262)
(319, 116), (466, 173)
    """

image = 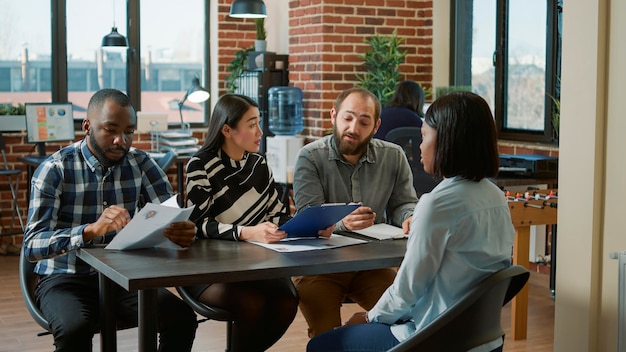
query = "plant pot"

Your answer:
(254, 40), (267, 52)
(0, 115), (26, 131)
